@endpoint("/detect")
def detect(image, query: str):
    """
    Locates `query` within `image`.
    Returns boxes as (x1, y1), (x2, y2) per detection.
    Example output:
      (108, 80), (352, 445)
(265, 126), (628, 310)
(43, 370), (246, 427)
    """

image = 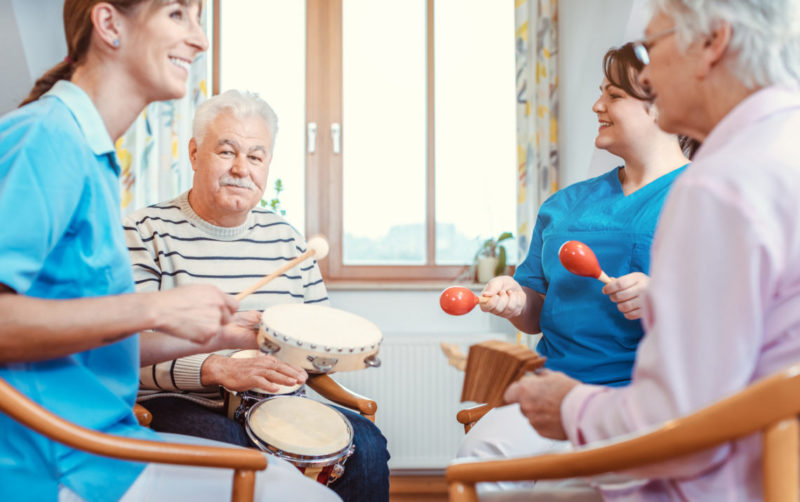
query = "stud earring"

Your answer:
(113, 38), (120, 48)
